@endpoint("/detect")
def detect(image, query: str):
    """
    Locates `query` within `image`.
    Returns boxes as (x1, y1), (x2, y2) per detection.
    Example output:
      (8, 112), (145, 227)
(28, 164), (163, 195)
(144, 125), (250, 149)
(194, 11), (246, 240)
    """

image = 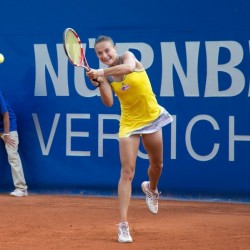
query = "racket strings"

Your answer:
(65, 32), (83, 65)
